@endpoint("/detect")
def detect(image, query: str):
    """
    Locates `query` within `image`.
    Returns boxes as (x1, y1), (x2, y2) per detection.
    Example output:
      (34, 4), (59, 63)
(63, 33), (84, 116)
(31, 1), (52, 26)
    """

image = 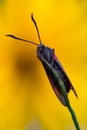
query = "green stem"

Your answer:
(56, 77), (80, 130)
(39, 56), (81, 130)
